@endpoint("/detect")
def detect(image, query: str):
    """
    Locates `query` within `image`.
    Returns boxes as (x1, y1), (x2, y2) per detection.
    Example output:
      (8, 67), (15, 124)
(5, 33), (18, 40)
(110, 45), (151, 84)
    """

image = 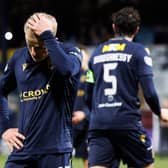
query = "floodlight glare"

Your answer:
(5, 32), (13, 40)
